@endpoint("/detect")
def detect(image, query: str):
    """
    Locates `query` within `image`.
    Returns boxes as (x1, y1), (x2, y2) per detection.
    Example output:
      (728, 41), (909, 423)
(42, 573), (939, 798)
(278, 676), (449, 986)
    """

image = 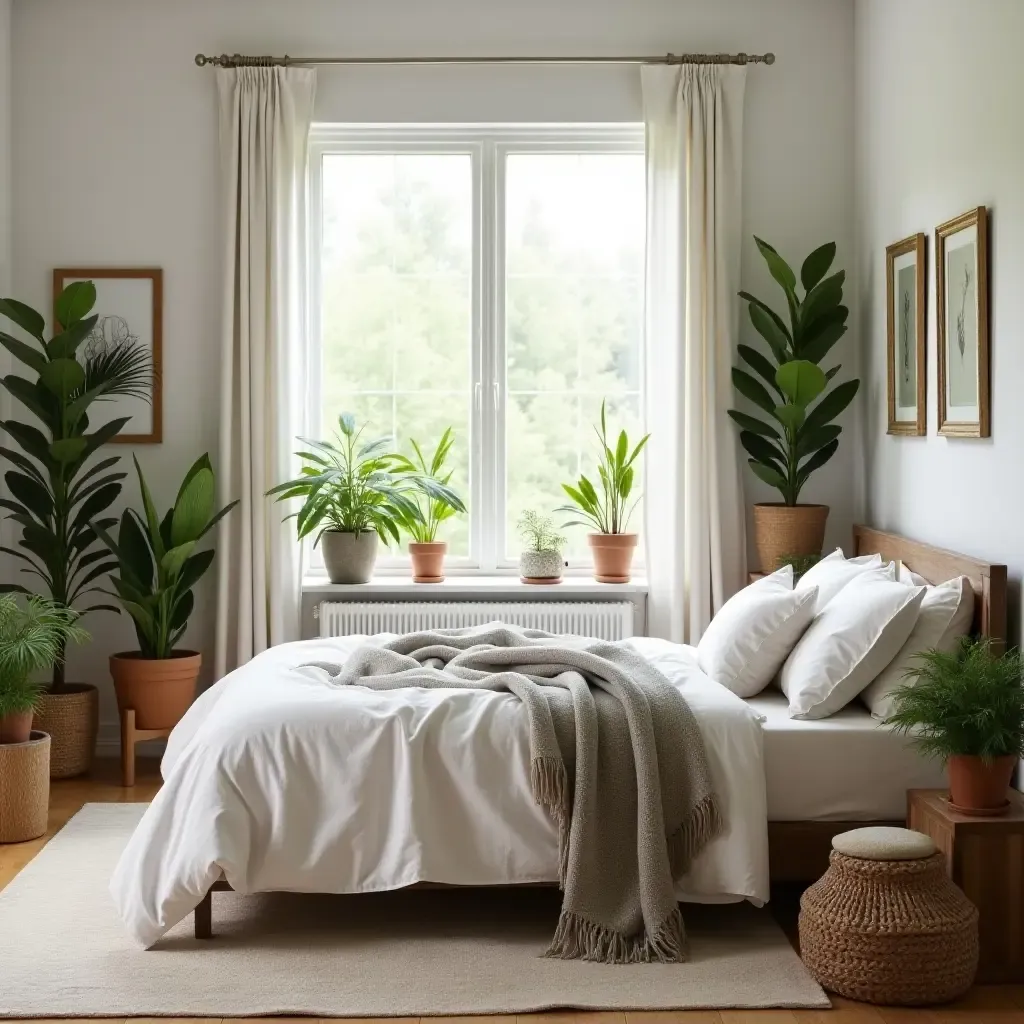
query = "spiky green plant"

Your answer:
(886, 637), (1024, 761)
(517, 510), (566, 554)
(729, 238), (860, 506)
(391, 427), (467, 543)
(0, 596), (88, 720)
